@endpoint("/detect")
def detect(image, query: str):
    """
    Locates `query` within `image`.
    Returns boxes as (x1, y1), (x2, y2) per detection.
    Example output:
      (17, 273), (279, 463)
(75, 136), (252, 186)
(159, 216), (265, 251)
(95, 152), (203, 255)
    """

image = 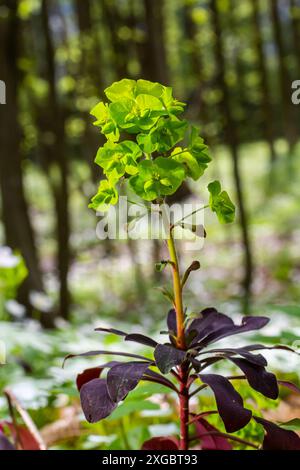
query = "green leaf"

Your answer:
(104, 78), (136, 102)
(160, 86), (186, 114)
(129, 158), (185, 201)
(109, 99), (135, 129)
(155, 261), (169, 272)
(137, 117), (187, 154)
(280, 419), (300, 432)
(0, 248), (28, 300)
(95, 141), (142, 179)
(208, 180), (235, 224)
(90, 102), (119, 142)
(89, 179), (118, 212)
(135, 79), (165, 98)
(171, 126), (211, 180)
(90, 102), (109, 125)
